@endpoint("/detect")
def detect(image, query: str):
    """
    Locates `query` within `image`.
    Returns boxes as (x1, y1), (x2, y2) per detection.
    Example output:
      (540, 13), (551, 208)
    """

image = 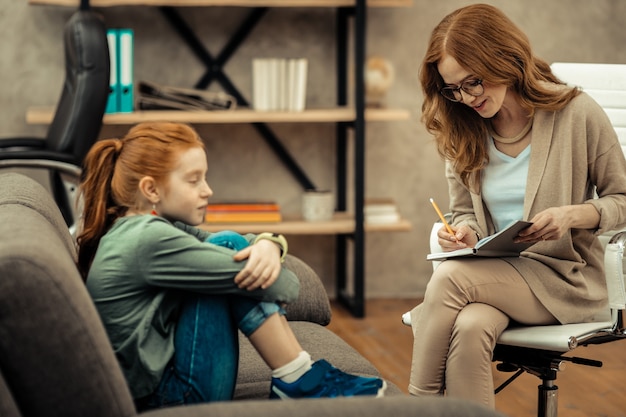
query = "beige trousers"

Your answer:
(409, 258), (557, 408)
